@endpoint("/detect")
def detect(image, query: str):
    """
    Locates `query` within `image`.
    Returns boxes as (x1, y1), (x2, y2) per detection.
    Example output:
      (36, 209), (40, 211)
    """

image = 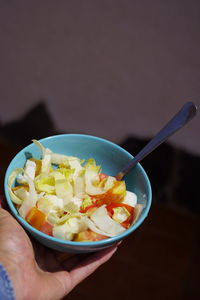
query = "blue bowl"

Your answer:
(4, 134), (152, 253)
